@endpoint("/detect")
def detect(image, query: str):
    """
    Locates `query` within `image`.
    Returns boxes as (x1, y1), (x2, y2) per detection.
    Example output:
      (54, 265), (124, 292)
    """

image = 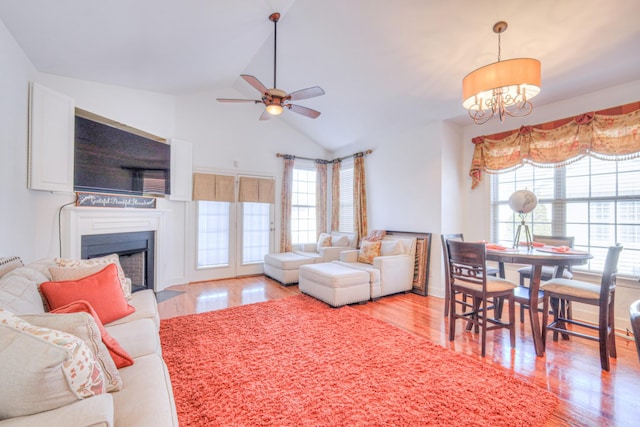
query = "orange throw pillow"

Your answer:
(51, 300), (134, 368)
(40, 264), (135, 324)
